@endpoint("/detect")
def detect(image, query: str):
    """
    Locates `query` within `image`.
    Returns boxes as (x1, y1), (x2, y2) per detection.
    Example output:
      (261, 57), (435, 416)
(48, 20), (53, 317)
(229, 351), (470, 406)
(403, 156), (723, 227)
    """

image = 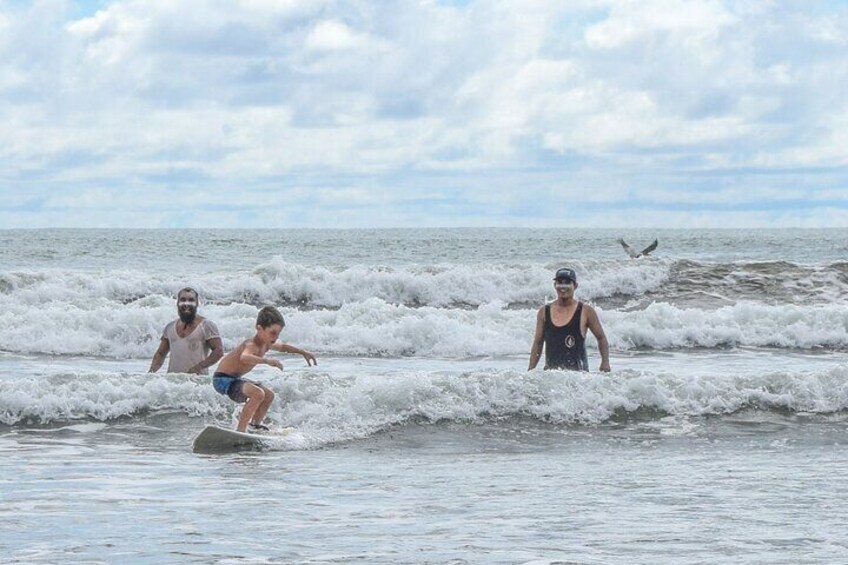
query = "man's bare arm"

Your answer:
(586, 306), (611, 372)
(187, 337), (224, 374)
(528, 308), (545, 370)
(148, 338), (170, 372)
